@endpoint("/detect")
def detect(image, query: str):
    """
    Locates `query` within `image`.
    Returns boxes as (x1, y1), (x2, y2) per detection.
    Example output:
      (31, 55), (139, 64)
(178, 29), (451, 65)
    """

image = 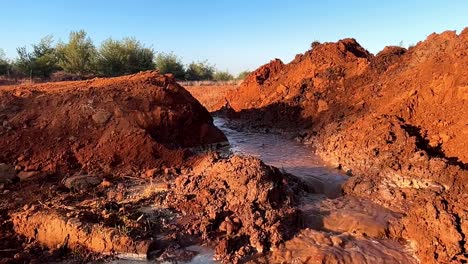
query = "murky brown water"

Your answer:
(215, 117), (418, 264)
(115, 117), (418, 263)
(214, 117), (348, 198)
